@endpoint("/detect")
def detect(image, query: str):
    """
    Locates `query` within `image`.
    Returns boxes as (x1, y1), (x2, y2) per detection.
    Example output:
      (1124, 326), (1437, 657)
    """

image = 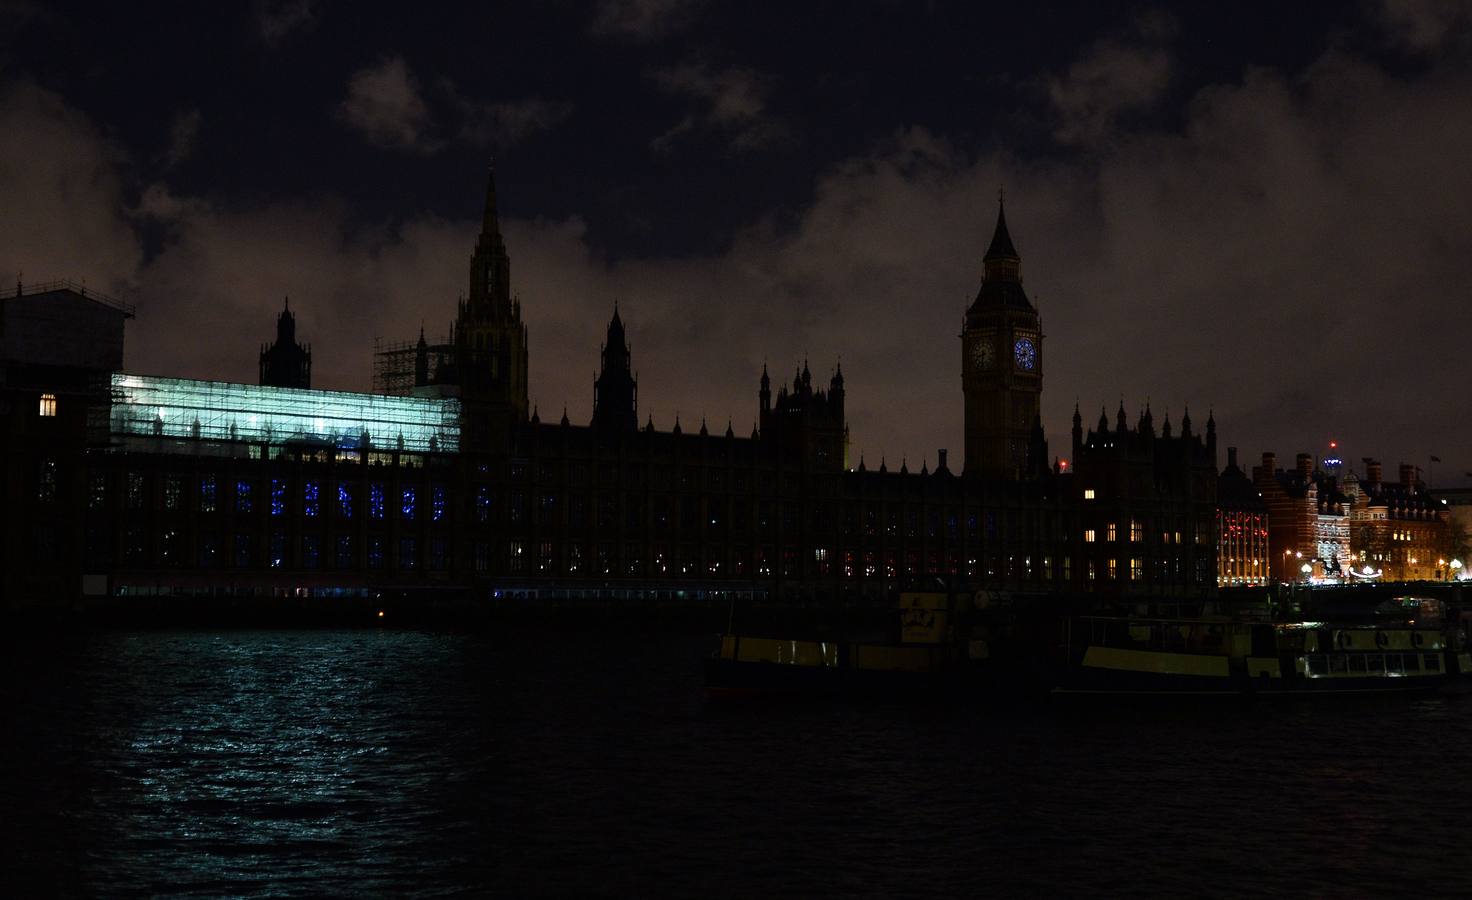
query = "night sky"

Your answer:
(4, 0), (1470, 482)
